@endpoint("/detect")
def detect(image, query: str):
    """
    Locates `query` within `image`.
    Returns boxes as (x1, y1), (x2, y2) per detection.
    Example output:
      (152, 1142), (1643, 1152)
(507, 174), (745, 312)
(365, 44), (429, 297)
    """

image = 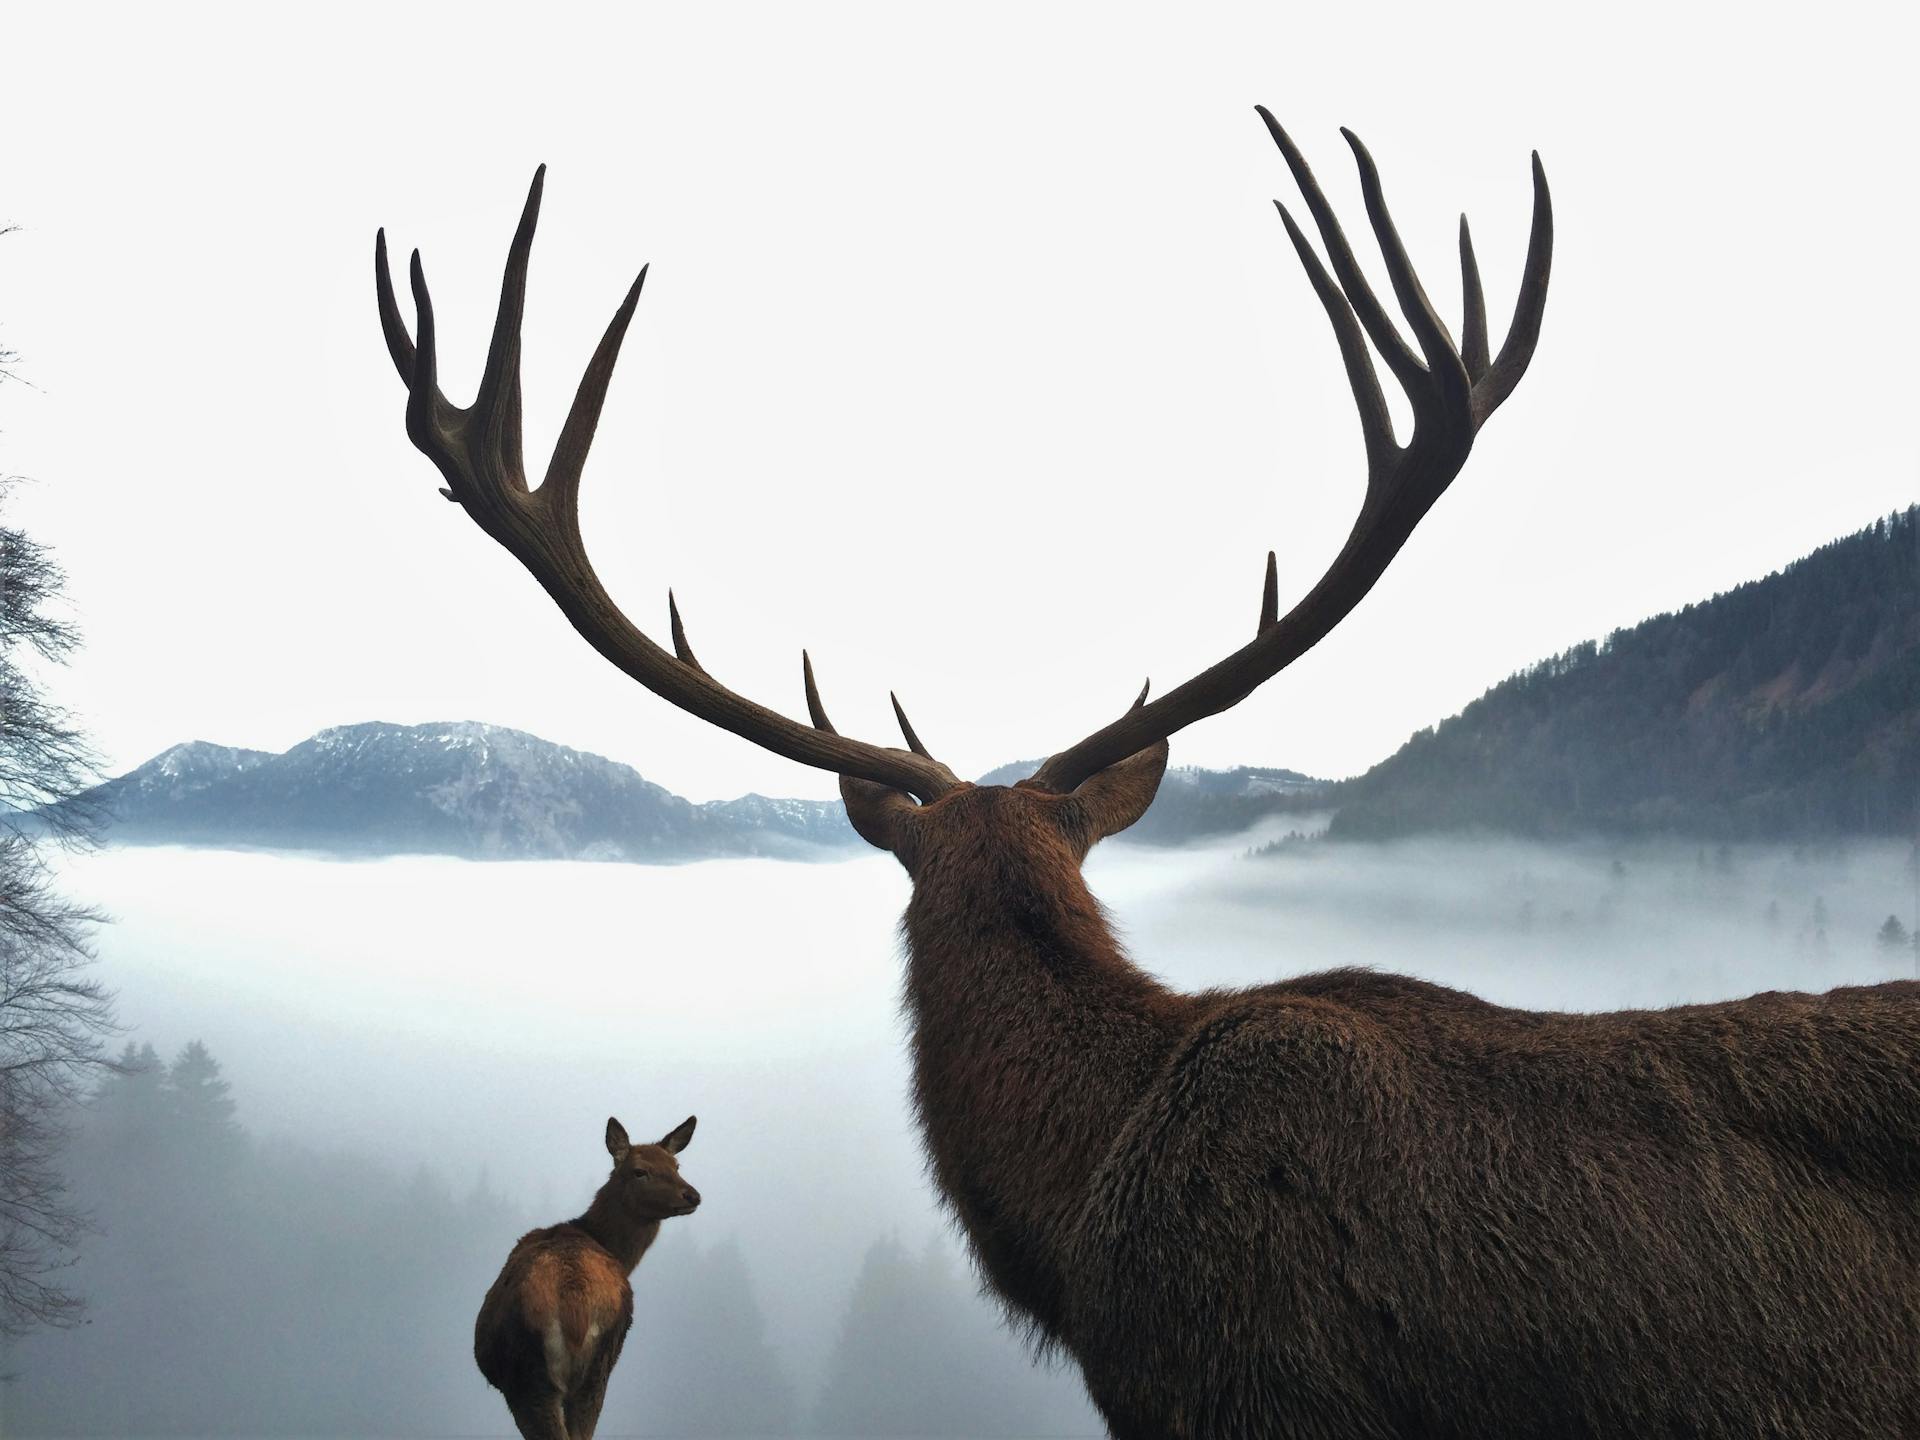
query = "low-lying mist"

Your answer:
(6, 825), (1915, 1435)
